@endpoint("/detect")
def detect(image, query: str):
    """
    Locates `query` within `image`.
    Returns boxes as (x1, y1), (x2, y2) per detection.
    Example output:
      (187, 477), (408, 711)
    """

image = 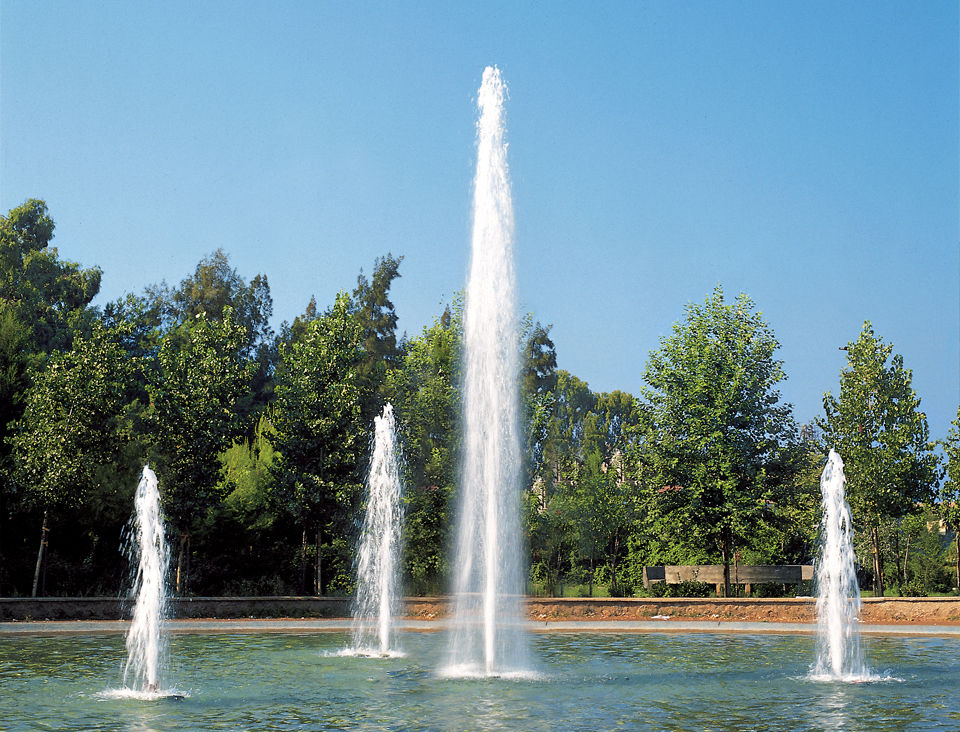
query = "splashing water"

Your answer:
(118, 466), (176, 698)
(443, 66), (533, 679)
(811, 450), (874, 682)
(350, 403), (405, 657)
